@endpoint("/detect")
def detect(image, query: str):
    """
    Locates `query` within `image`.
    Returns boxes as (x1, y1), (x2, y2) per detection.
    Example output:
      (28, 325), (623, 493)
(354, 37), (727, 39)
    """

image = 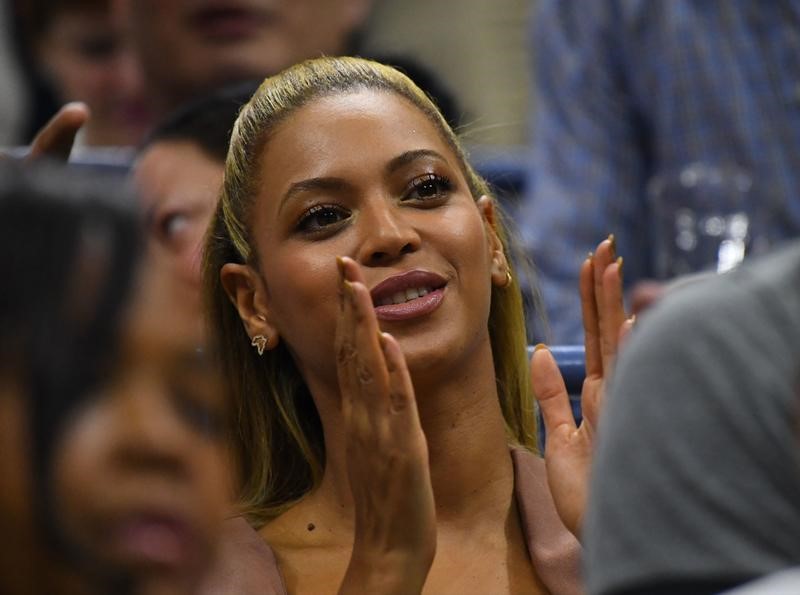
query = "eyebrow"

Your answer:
(277, 149), (450, 214)
(385, 149), (449, 174)
(278, 177), (352, 214)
